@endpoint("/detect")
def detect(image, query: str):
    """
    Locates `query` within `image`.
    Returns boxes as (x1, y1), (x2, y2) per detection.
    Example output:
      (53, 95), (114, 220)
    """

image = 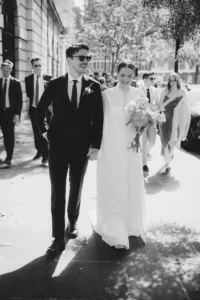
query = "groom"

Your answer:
(37, 44), (104, 256)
